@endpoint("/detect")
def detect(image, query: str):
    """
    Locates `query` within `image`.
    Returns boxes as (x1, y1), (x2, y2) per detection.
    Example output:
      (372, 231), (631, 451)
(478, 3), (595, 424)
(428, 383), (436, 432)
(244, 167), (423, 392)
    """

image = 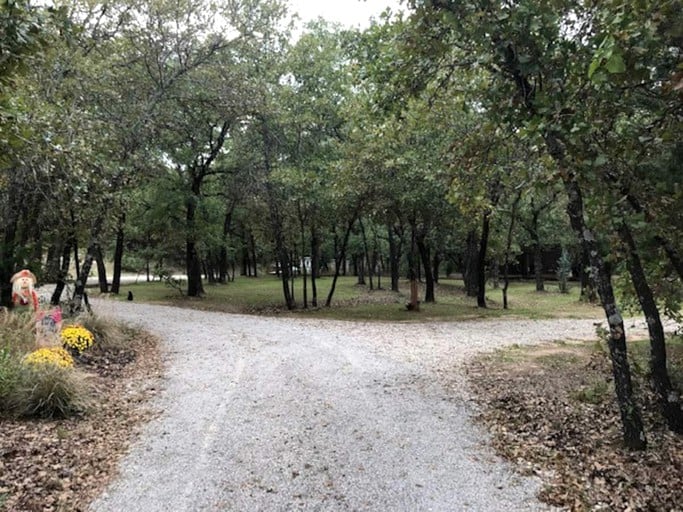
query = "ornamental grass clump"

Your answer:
(61, 324), (95, 354)
(14, 363), (94, 418)
(76, 312), (130, 350)
(0, 309), (35, 355)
